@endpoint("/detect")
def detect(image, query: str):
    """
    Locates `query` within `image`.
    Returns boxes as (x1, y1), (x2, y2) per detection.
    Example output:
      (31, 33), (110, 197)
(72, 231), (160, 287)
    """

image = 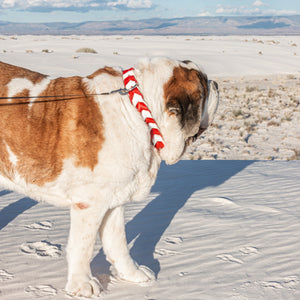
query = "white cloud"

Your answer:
(216, 5), (238, 14)
(265, 9), (298, 16)
(253, 1), (264, 7)
(1, 0), (16, 8)
(215, 2), (299, 17)
(216, 4), (260, 15)
(198, 10), (212, 17)
(107, 0), (152, 9)
(0, 0), (102, 9)
(0, 0), (153, 11)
